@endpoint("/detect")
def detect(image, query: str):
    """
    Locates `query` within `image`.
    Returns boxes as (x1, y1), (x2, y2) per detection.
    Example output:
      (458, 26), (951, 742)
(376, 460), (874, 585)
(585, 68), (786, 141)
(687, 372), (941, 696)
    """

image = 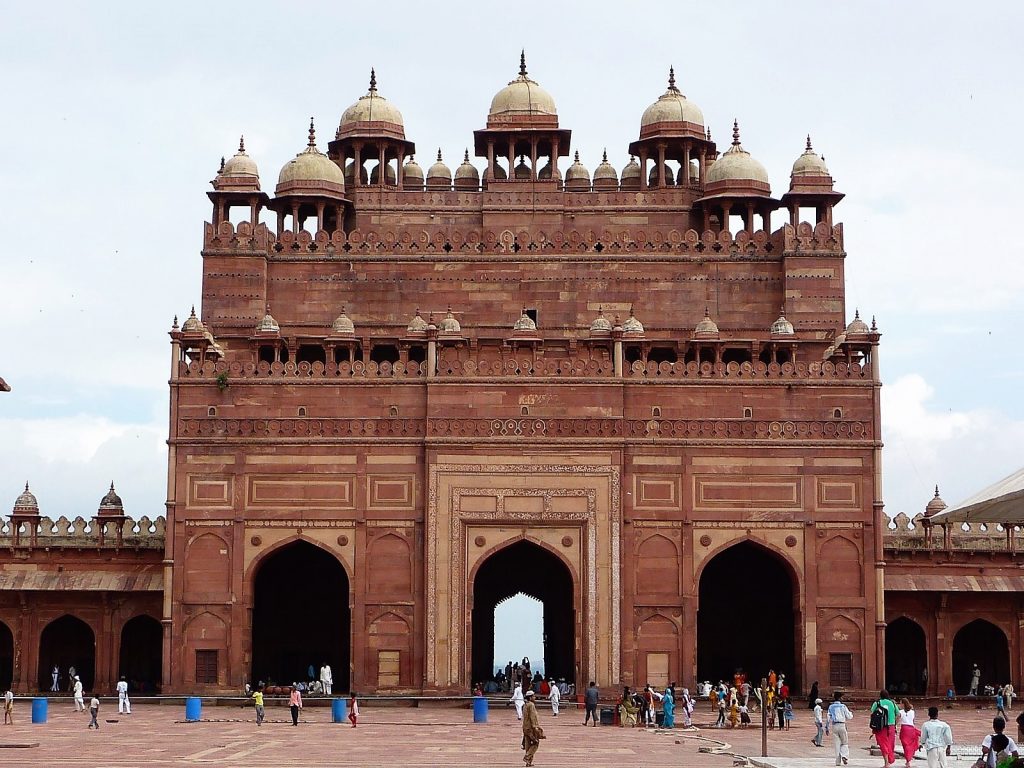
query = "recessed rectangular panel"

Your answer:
(187, 476), (232, 508)
(633, 475), (682, 510)
(368, 475), (415, 510)
(818, 480), (858, 508)
(693, 476), (801, 511)
(247, 475), (354, 509)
